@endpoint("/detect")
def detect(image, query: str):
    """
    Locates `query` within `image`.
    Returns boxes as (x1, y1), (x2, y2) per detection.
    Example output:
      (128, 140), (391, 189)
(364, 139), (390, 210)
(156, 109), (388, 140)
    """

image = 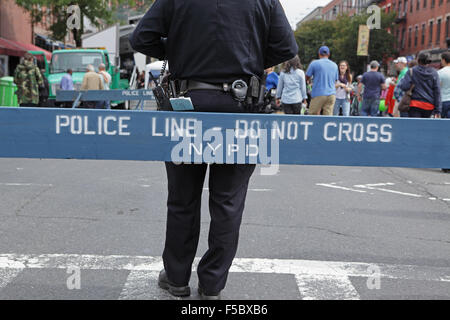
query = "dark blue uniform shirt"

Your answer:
(129, 0), (298, 84)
